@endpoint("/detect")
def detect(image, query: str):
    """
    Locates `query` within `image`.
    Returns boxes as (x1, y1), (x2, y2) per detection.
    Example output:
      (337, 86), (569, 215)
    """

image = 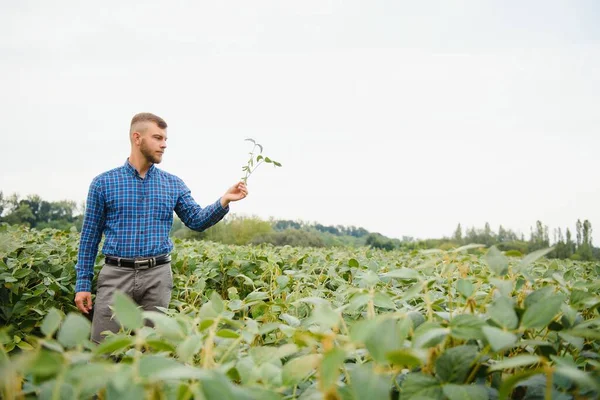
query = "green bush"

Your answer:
(504, 249), (522, 257)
